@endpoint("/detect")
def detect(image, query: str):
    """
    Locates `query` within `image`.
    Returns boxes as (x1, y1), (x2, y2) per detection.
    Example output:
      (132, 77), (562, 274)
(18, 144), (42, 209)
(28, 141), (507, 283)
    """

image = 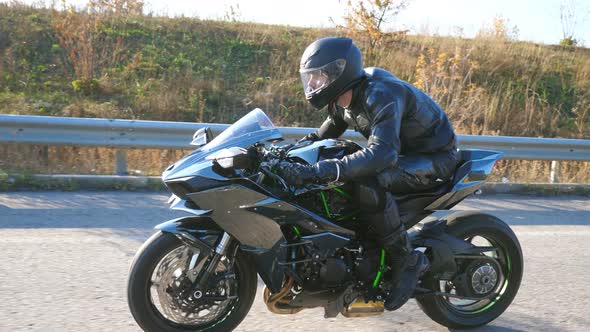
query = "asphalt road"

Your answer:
(0, 192), (589, 332)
